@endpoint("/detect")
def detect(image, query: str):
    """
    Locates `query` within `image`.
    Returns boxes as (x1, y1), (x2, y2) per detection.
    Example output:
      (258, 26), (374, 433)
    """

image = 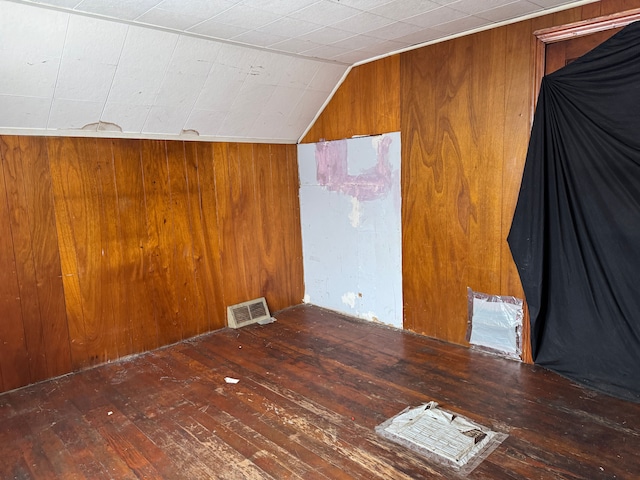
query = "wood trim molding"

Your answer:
(532, 8), (640, 117)
(534, 7), (640, 43)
